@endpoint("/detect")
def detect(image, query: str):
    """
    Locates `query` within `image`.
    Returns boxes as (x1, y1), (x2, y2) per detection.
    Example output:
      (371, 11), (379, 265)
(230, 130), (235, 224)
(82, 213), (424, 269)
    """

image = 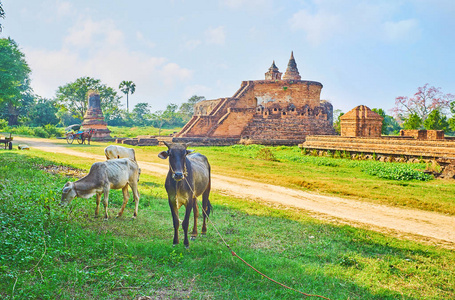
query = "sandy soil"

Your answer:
(12, 137), (455, 249)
